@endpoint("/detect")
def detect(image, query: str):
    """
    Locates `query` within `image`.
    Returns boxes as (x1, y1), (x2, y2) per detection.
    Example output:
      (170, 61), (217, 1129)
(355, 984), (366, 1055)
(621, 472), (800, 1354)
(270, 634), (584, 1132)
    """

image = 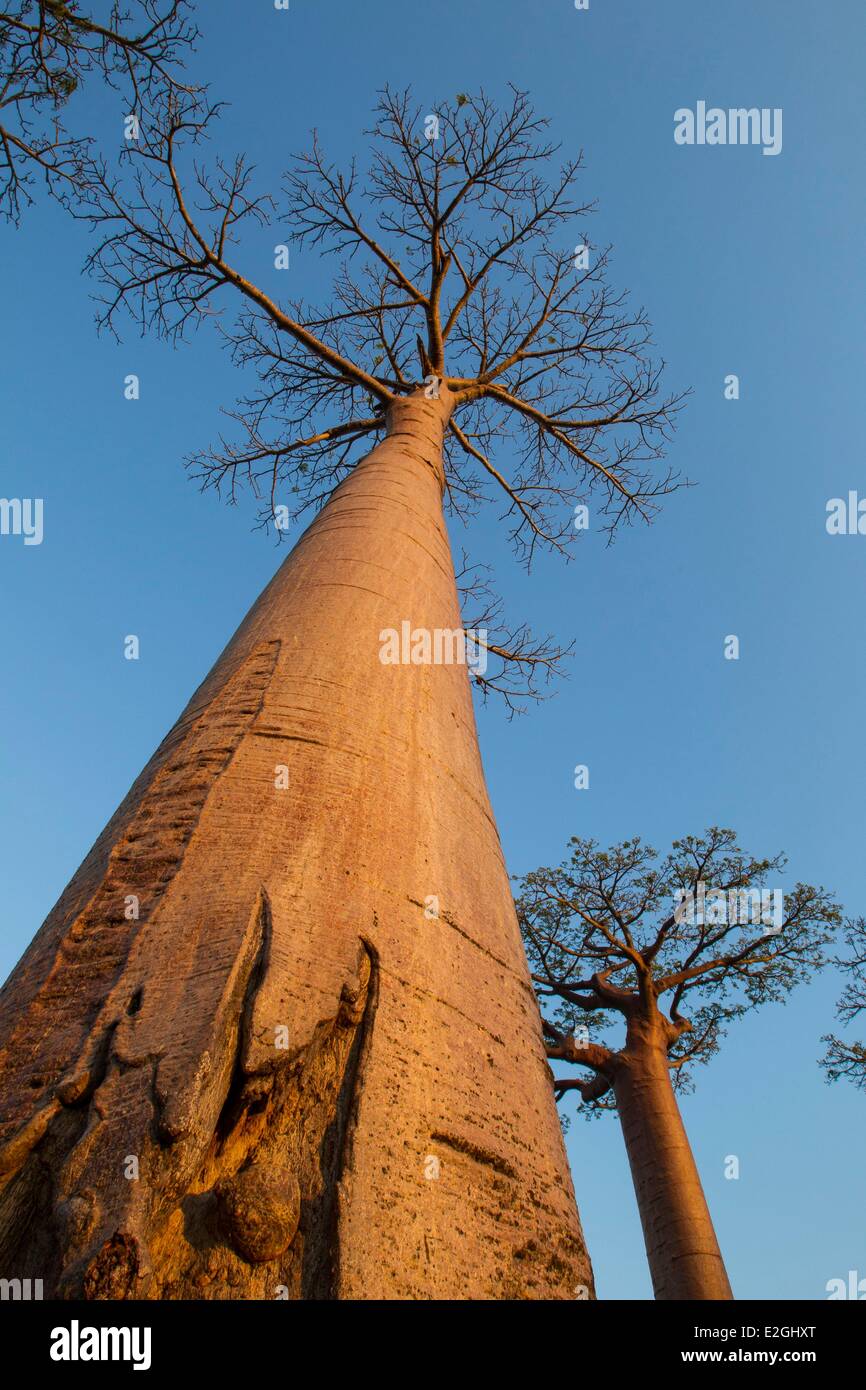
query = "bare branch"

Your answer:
(0, 0), (200, 222)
